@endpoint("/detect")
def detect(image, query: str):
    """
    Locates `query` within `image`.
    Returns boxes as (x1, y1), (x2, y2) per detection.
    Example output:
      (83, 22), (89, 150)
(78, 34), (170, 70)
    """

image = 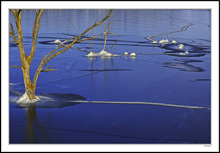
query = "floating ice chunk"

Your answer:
(159, 39), (165, 44)
(179, 52), (185, 56)
(86, 52), (99, 57)
(99, 50), (108, 55)
(130, 53), (136, 57)
(124, 52), (129, 55)
(152, 40), (158, 44)
(178, 44), (184, 50)
(164, 38), (169, 43)
(98, 50), (120, 57)
(179, 50), (190, 56)
(105, 53), (112, 57)
(17, 92), (41, 104)
(185, 50), (189, 55)
(54, 38), (61, 43)
(172, 40), (177, 44)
